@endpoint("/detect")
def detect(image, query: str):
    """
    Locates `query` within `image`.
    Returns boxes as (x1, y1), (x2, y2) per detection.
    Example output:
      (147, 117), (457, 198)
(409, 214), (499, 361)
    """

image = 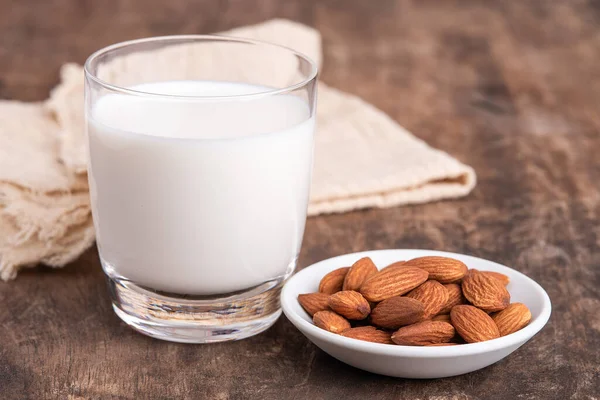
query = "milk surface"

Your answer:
(88, 81), (314, 295)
